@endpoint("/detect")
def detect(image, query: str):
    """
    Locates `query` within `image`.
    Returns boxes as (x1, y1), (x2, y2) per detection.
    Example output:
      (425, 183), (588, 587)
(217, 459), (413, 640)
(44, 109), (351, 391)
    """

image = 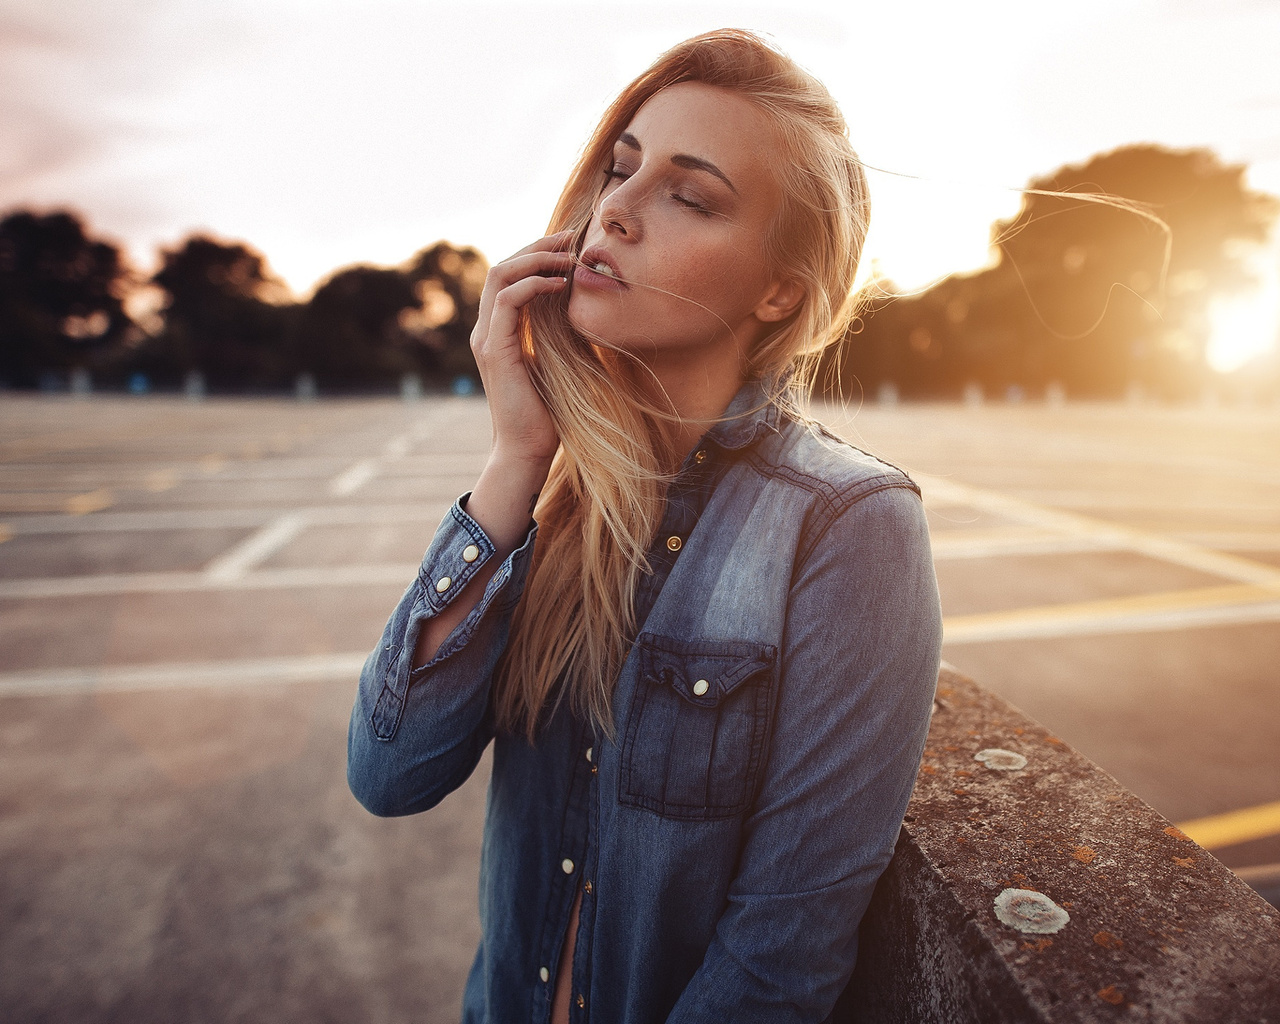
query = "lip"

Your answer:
(575, 246), (628, 290)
